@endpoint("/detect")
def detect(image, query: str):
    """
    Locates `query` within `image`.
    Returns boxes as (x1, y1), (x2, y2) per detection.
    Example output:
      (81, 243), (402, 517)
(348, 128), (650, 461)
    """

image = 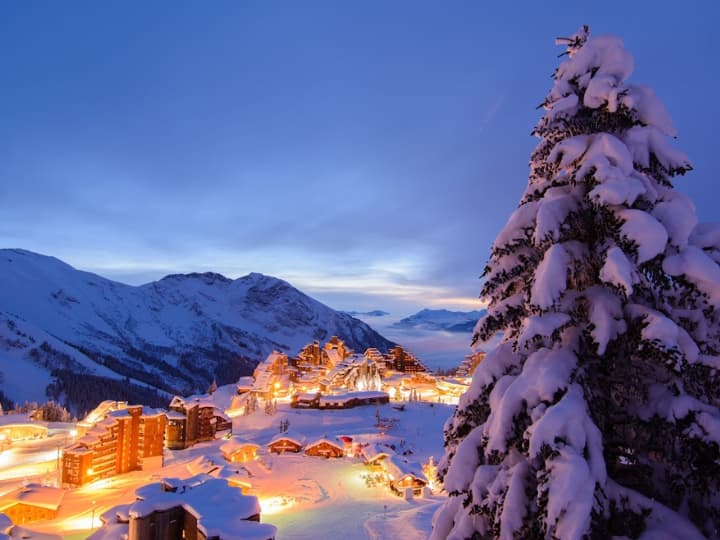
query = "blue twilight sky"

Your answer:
(1, 1), (719, 315)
